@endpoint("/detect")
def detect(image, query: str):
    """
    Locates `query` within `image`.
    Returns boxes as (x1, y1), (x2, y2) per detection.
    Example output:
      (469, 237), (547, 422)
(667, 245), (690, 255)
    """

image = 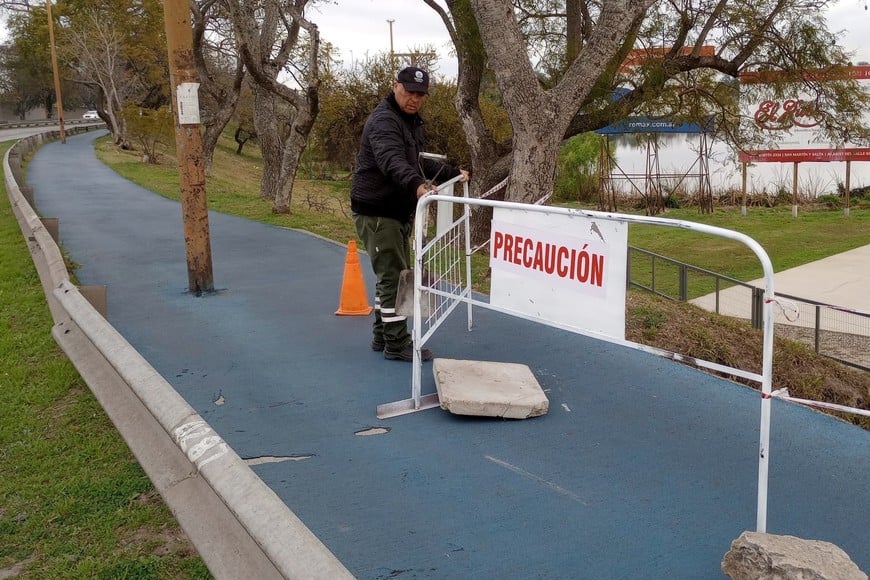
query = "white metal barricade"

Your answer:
(375, 186), (777, 534)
